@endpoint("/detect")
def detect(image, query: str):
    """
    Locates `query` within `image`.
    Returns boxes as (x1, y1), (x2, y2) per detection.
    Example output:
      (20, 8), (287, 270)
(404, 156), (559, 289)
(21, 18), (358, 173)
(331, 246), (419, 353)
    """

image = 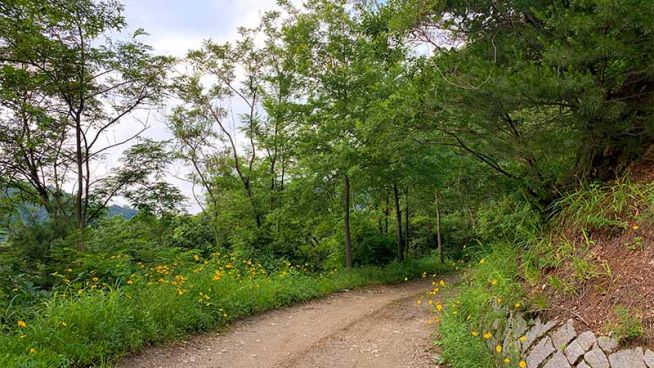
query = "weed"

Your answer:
(608, 306), (644, 343)
(627, 236), (645, 251)
(546, 275), (575, 295)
